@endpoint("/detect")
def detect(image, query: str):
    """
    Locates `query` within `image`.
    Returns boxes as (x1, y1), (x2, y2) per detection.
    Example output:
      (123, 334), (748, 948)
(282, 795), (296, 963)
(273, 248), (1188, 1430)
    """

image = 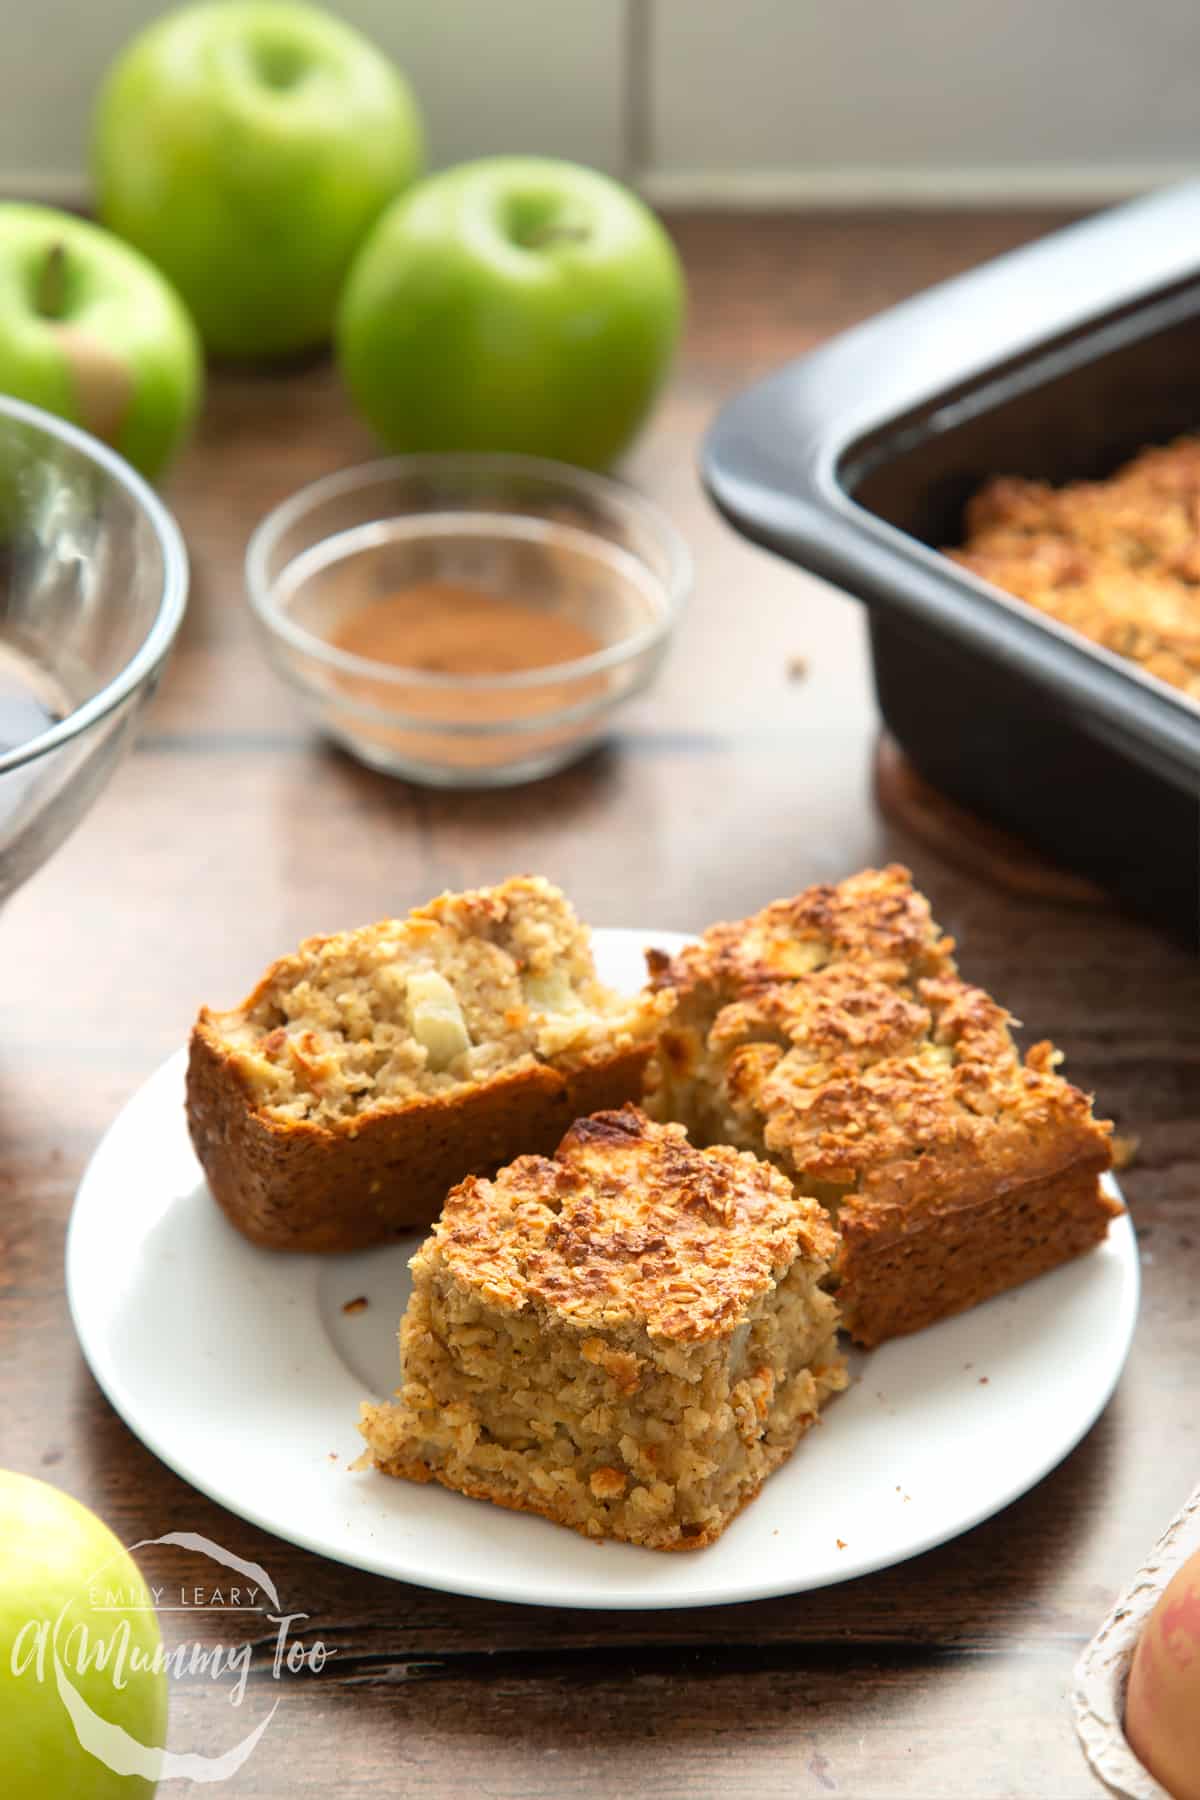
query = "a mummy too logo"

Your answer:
(10, 1531), (333, 1784)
